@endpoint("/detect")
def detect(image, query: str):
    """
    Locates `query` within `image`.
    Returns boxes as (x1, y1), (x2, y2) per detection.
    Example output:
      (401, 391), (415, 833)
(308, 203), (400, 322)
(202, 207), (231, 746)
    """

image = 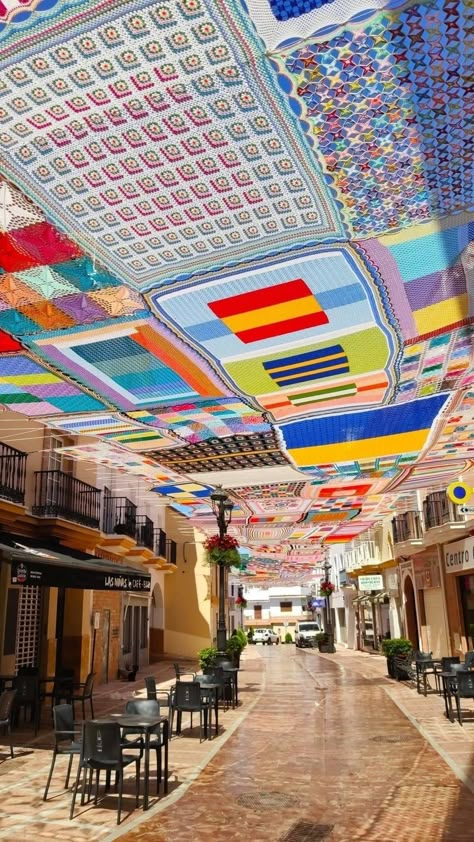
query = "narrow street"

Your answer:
(116, 646), (474, 842)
